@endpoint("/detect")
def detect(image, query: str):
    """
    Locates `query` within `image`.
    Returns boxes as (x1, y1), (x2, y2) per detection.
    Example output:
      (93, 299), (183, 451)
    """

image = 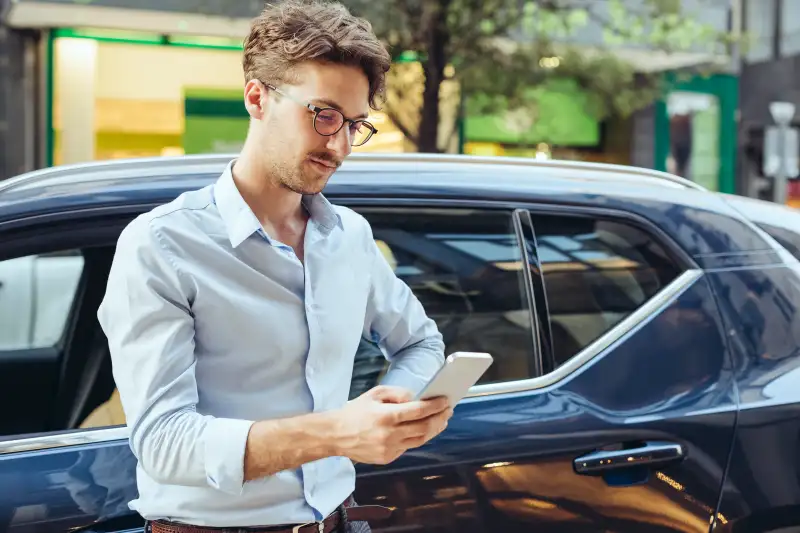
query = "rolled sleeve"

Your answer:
(361, 221), (445, 393)
(203, 417), (255, 493)
(97, 215), (252, 494)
